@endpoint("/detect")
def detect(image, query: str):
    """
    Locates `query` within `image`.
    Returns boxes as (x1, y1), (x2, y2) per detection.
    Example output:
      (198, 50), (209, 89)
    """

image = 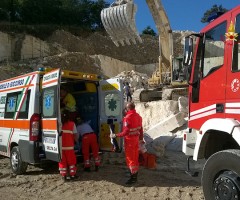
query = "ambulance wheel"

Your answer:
(202, 150), (240, 200)
(10, 146), (28, 175)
